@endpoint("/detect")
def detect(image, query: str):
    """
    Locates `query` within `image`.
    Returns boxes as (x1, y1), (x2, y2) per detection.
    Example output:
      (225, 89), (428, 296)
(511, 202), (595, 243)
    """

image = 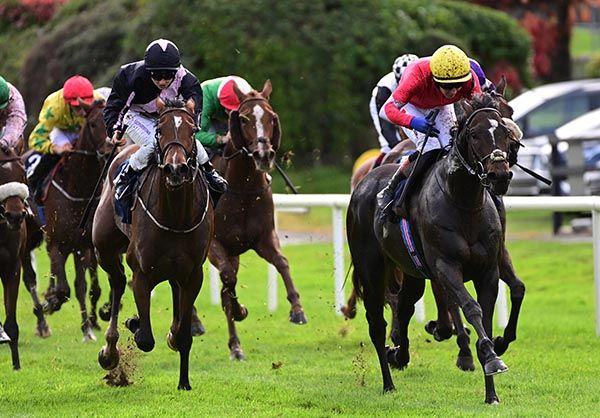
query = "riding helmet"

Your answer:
(217, 76), (253, 111)
(0, 76), (9, 110)
(430, 45), (472, 84)
(63, 75), (94, 106)
(392, 54), (418, 81)
(144, 39), (181, 70)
